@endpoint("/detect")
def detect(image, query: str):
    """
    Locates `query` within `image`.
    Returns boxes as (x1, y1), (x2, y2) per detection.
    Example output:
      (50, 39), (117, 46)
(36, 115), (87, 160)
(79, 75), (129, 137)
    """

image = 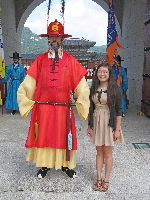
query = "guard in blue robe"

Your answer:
(2, 52), (26, 114)
(112, 55), (128, 116)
